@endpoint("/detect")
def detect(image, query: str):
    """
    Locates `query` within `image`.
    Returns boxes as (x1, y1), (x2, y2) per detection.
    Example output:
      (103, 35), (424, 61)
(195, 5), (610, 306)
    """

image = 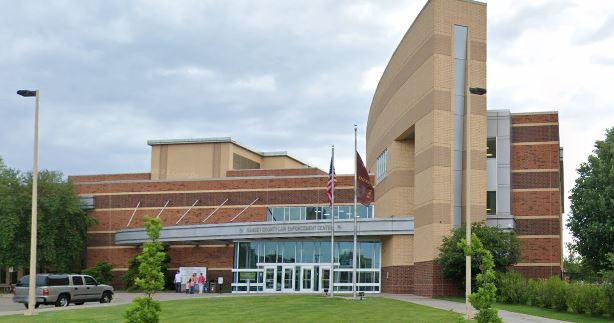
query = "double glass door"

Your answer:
(300, 266), (314, 292)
